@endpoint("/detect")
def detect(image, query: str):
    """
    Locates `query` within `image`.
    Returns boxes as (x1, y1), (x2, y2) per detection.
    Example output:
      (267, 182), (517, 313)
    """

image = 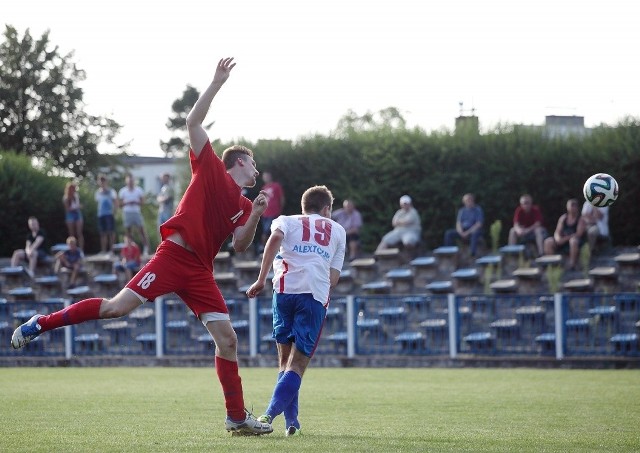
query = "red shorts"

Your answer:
(125, 240), (228, 318)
